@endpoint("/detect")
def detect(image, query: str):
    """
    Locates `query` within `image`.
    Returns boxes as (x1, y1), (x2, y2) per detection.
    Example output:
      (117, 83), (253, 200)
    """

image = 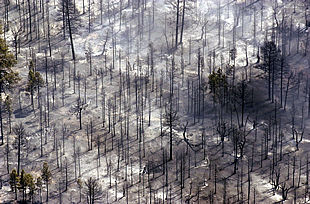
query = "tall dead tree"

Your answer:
(175, 0), (180, 48)
(13, 123), (26, 175)
(65, 0), (75, 61)
(180, 0), (186, 45)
